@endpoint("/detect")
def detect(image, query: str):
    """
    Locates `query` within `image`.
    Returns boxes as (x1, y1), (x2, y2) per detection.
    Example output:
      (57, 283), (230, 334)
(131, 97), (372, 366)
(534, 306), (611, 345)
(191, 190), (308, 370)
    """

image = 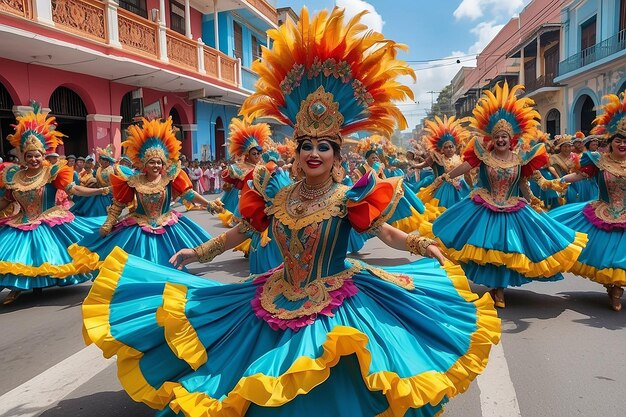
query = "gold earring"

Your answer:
(332, 162), (343, 182)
